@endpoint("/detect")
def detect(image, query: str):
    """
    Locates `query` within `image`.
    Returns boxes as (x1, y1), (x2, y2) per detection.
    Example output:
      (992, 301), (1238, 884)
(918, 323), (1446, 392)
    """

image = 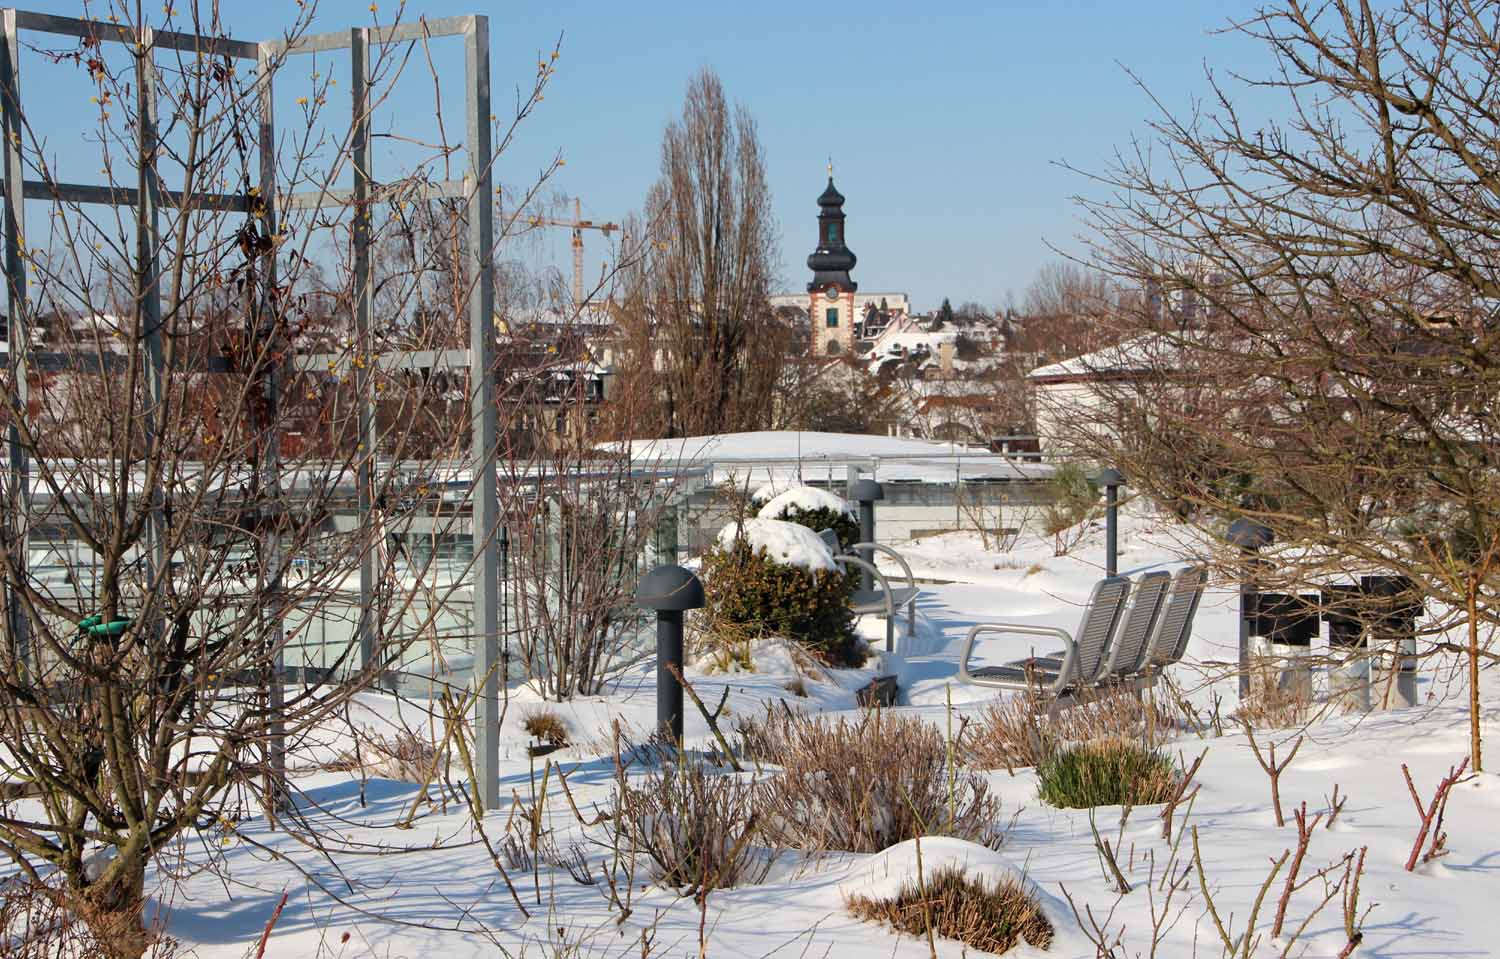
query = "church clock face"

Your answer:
(826, 285), (840, 299)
